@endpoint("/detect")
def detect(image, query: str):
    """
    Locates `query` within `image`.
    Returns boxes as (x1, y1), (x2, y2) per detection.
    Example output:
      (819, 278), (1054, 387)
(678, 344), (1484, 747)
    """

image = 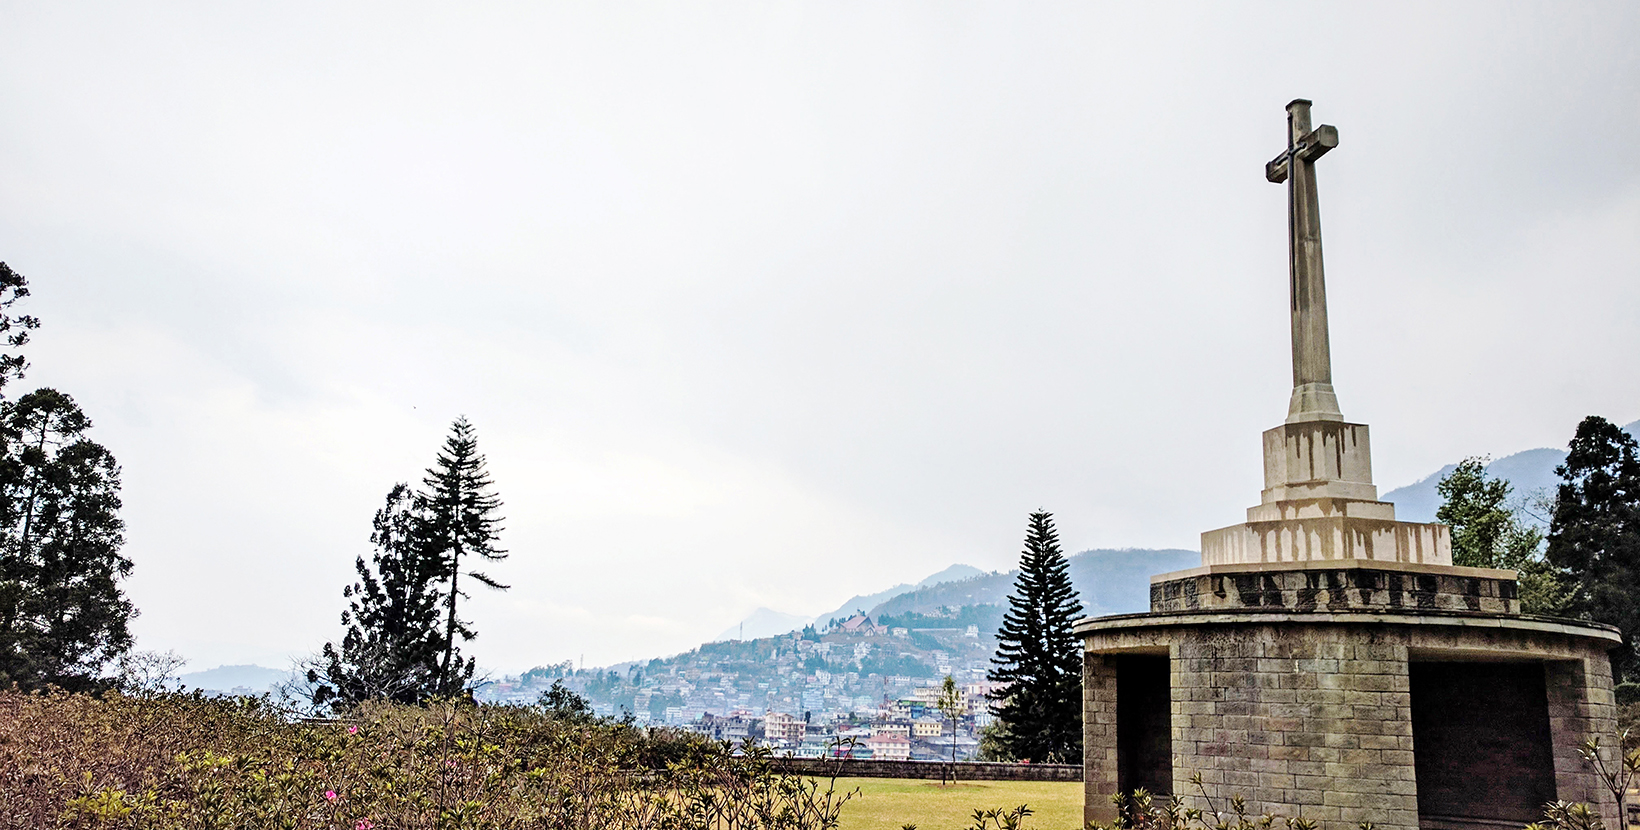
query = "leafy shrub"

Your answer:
(0, 689), (857, 829)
